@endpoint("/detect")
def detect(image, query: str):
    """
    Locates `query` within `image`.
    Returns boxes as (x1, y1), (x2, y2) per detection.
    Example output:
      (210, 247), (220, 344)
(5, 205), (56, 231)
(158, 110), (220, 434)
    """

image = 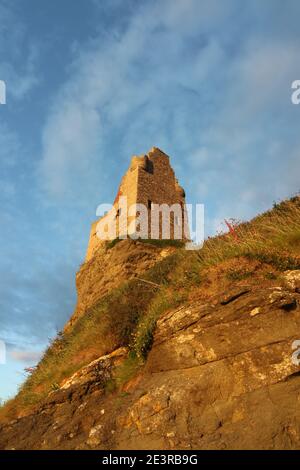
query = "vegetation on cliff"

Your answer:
(0, 195), (299, 424)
